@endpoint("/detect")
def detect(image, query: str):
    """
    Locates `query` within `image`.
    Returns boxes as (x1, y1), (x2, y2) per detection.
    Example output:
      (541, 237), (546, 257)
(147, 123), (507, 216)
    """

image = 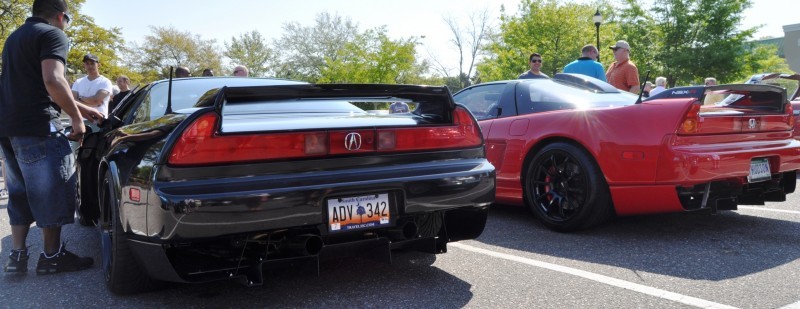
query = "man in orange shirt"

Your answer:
(605, 40), (640, 93)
